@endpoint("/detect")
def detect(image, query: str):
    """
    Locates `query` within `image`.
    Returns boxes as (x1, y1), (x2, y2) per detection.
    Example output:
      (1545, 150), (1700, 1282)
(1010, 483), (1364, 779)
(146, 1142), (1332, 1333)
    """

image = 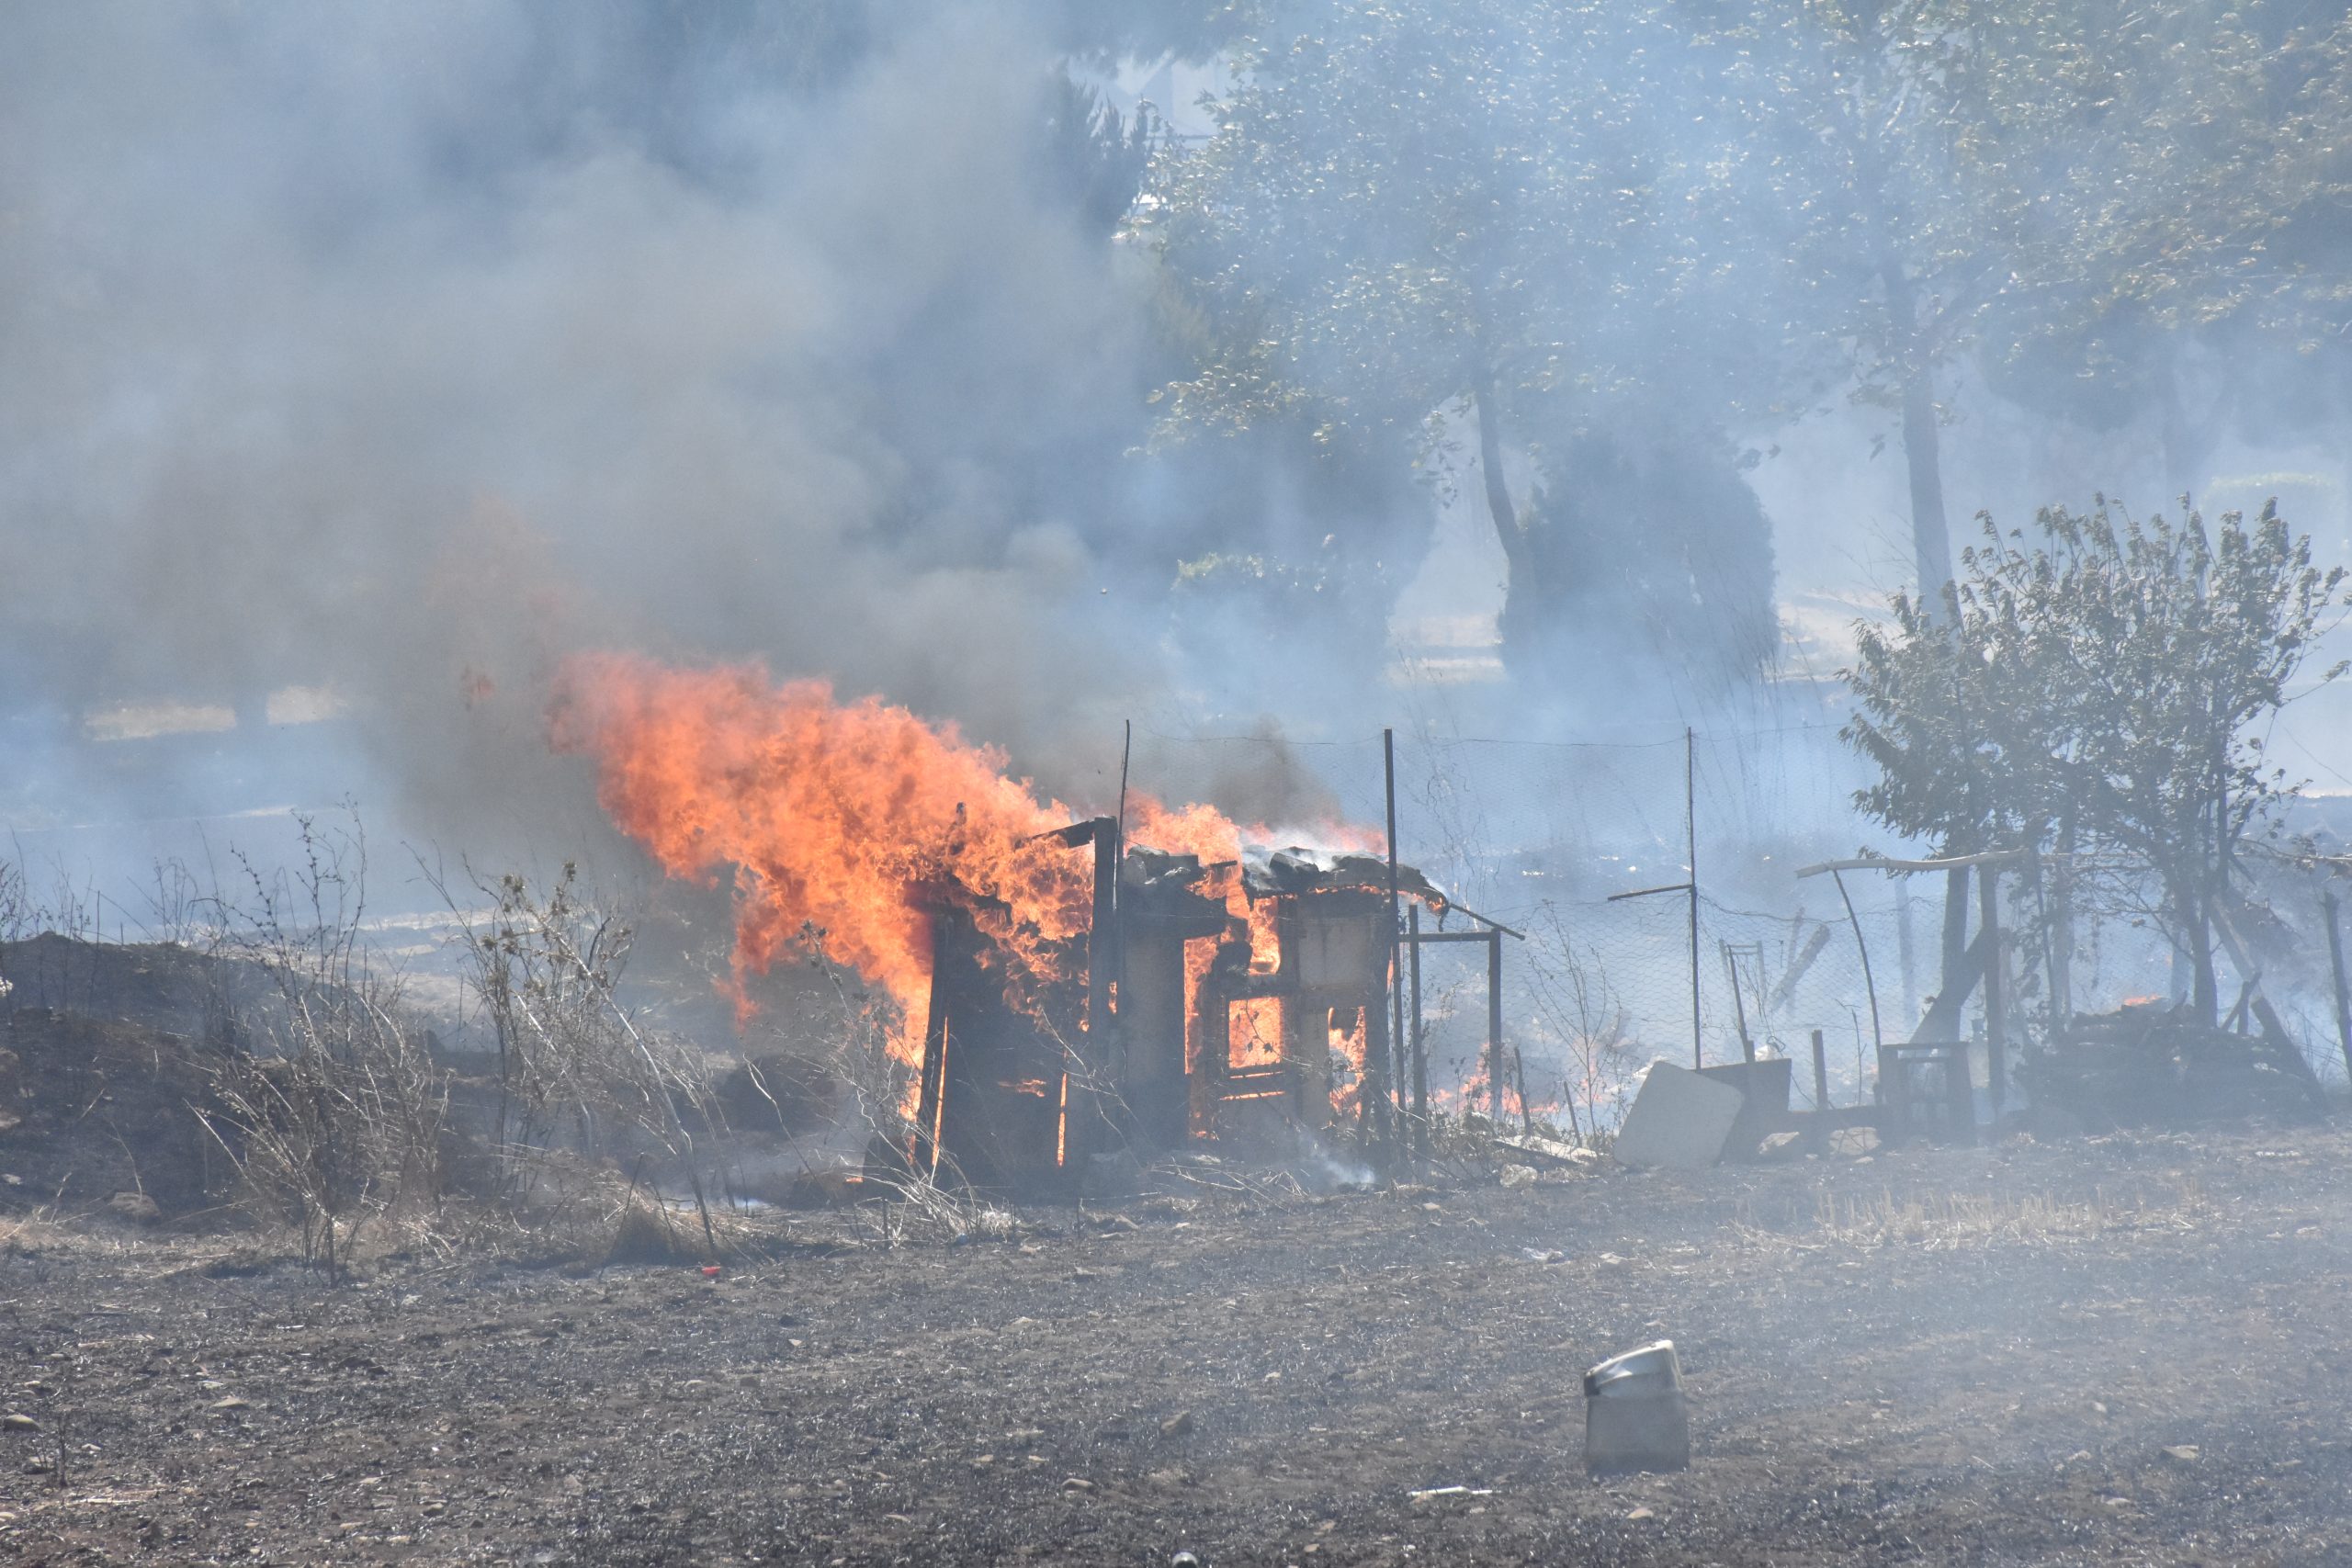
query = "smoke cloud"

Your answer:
(0, 3), (1243, 864)
(6, 0), (2347, 898)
